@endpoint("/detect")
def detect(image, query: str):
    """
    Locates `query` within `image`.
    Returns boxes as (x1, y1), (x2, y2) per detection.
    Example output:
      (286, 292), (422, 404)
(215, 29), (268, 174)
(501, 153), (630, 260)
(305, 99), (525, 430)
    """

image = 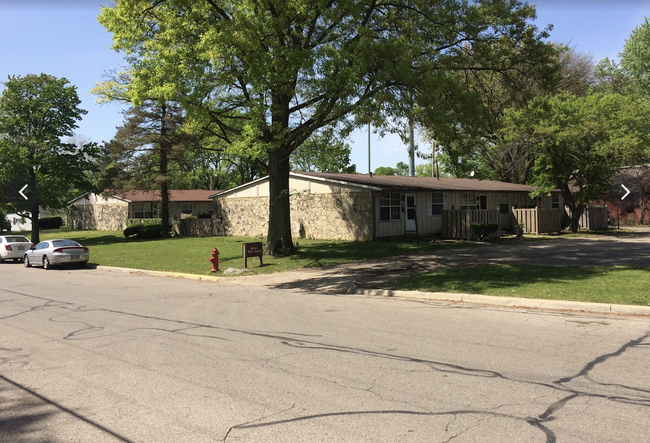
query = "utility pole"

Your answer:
(408, 117), (415, 176)
(368, 122), (372, 176)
